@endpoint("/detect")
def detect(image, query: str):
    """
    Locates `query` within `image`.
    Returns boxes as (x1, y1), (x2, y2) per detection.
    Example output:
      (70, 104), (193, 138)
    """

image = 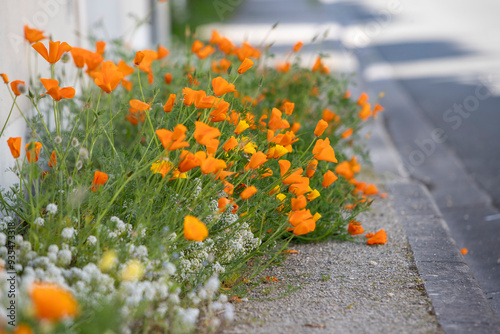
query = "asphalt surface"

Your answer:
(202, 0), (500, 329)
